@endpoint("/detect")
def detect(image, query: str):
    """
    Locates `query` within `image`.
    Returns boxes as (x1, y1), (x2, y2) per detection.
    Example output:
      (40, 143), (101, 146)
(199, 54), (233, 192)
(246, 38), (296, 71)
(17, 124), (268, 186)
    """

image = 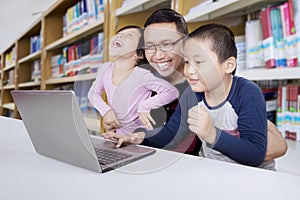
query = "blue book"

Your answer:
(270, 6), (287, 67)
